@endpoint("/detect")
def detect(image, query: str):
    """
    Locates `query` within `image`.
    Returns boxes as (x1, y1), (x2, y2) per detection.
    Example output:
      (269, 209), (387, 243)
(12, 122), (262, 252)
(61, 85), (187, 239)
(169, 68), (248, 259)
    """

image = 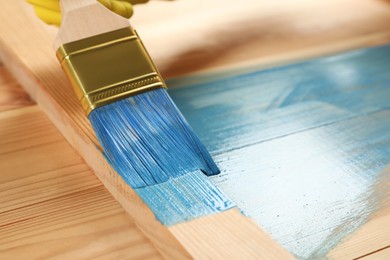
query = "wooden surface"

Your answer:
(0, 66), (162, 259)
(329, 206), (390, 259)
(0, 1), (292, 259)
(328, 166), (390, 259)
(169, 45), (390, 259)
(1, 0), (390, 258)
(0, 66), (33, 111)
